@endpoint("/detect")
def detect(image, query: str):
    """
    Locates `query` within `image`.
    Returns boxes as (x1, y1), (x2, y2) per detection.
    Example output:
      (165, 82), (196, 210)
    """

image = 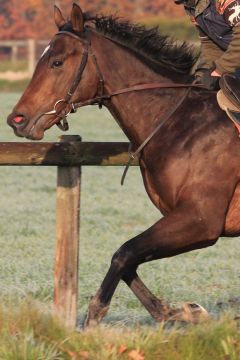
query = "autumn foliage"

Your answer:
(0, 0), (185, 40)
